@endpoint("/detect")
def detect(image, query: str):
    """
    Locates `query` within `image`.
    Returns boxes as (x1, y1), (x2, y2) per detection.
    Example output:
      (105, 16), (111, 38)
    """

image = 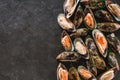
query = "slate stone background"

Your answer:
(0, 0), (119, 80)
